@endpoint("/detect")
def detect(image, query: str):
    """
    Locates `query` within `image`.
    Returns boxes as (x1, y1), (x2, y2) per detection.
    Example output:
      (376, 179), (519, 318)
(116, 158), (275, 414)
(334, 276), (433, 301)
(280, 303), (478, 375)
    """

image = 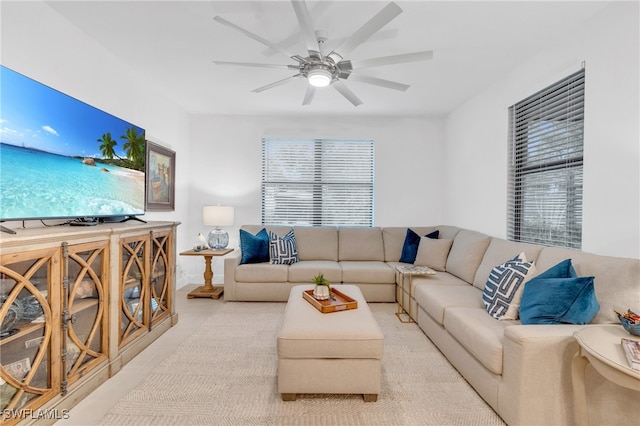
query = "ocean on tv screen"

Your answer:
(0, 143), (145, 220)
